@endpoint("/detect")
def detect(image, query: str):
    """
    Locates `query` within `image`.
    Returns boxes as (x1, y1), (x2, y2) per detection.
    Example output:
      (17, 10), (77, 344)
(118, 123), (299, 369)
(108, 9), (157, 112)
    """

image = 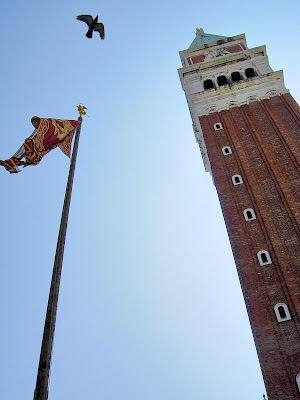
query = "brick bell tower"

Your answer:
(178, 29), (300, 399)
